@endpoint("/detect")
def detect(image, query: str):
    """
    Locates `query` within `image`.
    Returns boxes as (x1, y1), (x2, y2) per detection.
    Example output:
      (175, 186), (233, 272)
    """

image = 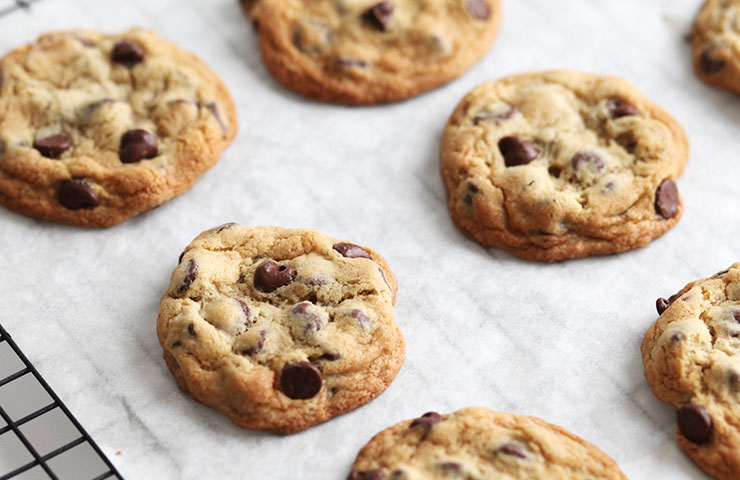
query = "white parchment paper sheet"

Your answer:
(0, 0), (734, 478)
